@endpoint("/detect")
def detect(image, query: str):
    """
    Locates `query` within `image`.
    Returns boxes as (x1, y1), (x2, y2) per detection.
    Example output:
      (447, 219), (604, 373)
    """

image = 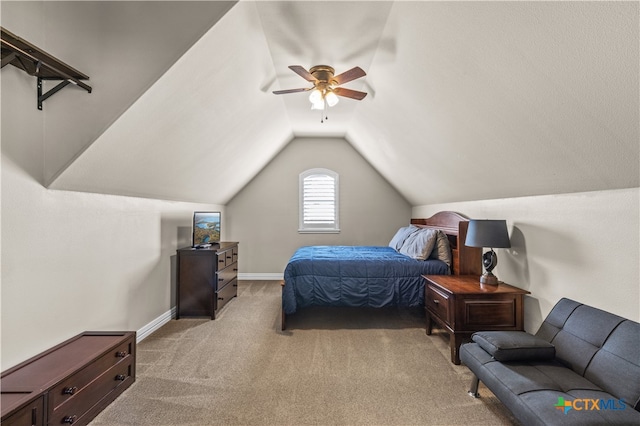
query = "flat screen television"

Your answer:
(192, 211), (221, 247)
